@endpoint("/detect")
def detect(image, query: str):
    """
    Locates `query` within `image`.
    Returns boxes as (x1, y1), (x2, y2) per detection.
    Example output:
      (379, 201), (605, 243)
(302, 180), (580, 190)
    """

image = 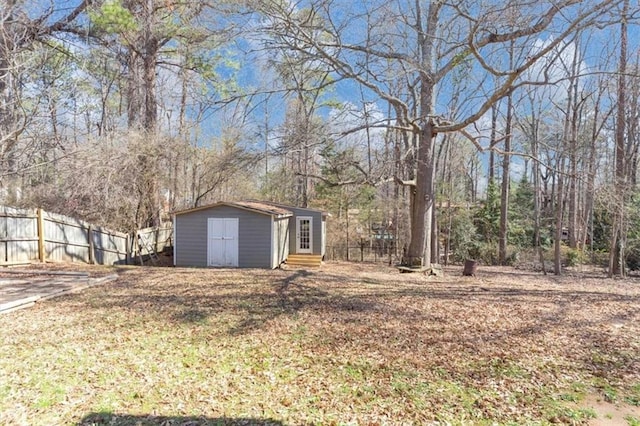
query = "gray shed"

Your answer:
(173, 201), (292, 268)
(173, 201), (328, 268)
